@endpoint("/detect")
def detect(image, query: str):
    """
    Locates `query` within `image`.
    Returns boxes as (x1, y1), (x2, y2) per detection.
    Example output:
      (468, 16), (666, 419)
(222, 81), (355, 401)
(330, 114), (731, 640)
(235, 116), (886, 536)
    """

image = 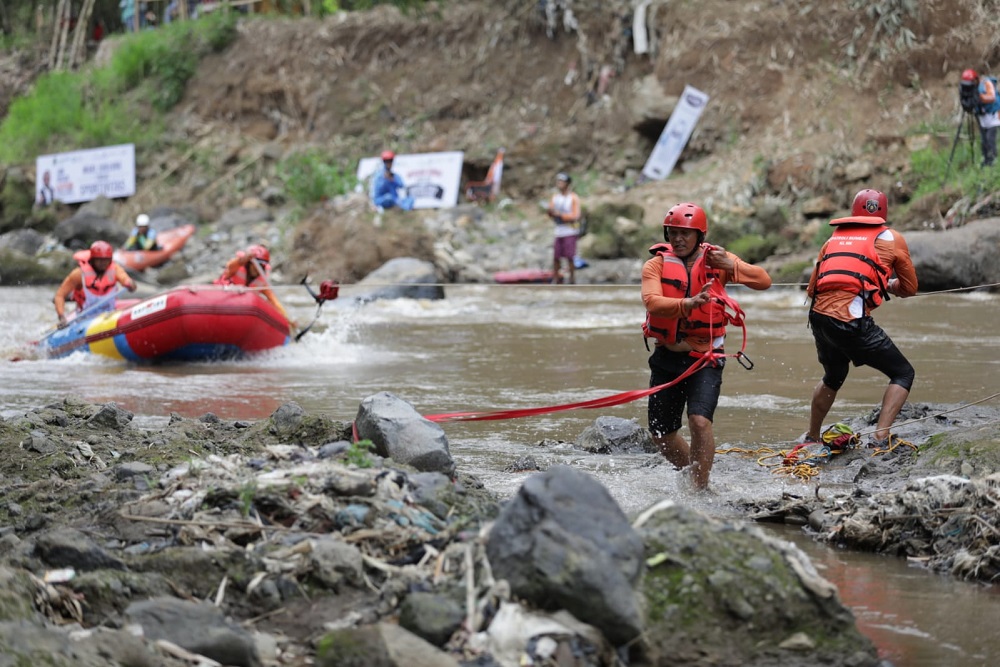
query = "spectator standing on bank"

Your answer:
(546, 172), (581, 284)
